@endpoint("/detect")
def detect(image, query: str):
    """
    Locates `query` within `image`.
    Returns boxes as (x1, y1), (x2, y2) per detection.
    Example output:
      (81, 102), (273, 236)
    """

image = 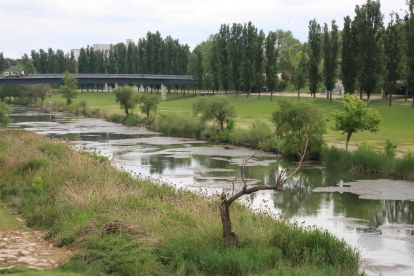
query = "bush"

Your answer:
(107, 114), (126, 124)
(156, 113), (205, 139)
(0, 182), (18, 200)
(229, 121), (278, 151)
(31, 176), (43, 195)
(38, 142), (70, 158)
(124, 113), (141, 126)
(20, 157), (50, 174)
